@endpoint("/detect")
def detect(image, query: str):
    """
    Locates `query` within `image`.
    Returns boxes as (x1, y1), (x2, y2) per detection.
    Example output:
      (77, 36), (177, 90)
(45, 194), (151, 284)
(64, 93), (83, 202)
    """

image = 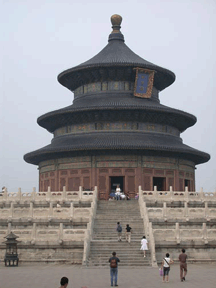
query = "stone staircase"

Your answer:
(88, 200), (150, 266)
